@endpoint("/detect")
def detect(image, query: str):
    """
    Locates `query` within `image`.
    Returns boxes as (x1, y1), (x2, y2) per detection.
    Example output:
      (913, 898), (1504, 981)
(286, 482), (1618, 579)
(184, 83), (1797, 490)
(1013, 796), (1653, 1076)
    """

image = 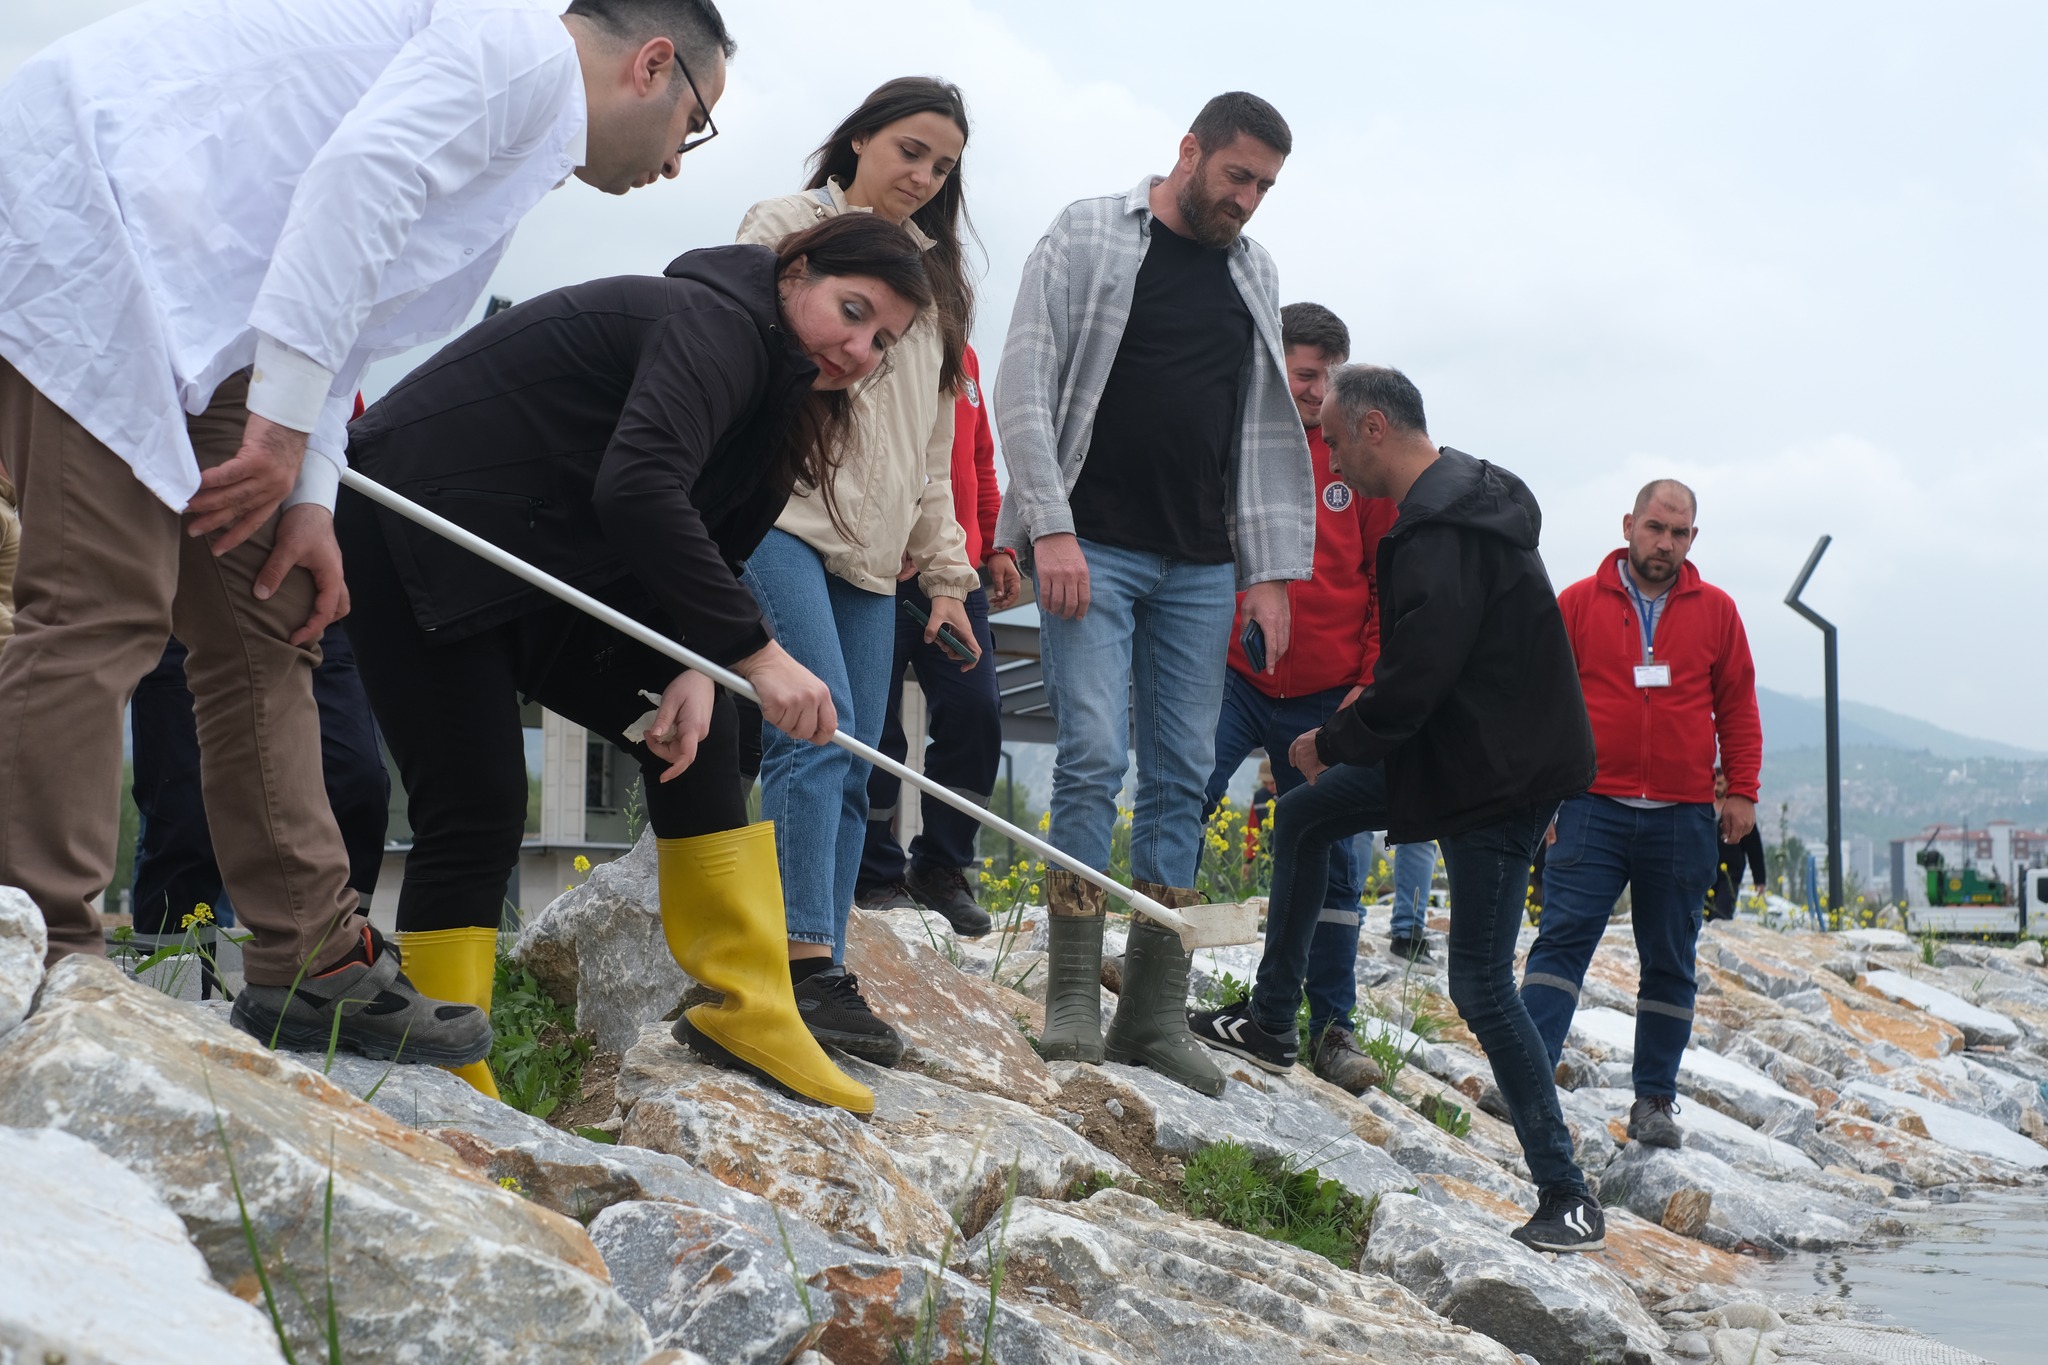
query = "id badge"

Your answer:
(1634, 663), (1672, 688)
